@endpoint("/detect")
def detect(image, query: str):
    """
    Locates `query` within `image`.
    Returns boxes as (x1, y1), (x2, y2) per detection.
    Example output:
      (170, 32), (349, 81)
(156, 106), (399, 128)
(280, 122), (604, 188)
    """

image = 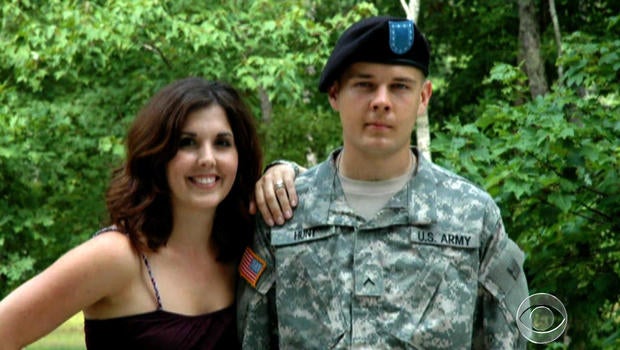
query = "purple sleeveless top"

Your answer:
(84, 227), (240, 350)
